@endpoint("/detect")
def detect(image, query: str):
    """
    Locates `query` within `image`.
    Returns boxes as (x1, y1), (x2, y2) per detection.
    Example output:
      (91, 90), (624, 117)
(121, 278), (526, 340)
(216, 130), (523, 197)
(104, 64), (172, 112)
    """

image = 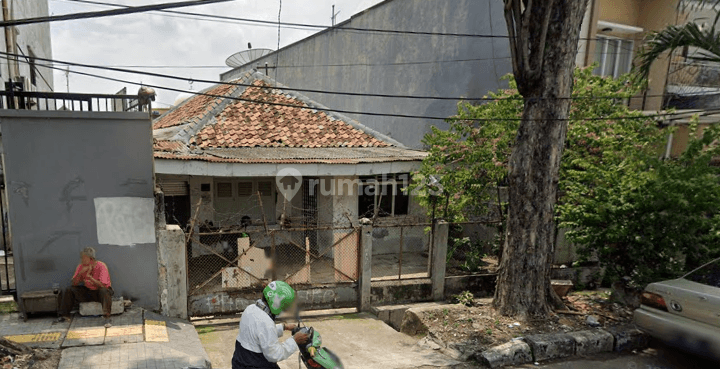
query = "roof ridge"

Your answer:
(176, 72), (255, 146)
